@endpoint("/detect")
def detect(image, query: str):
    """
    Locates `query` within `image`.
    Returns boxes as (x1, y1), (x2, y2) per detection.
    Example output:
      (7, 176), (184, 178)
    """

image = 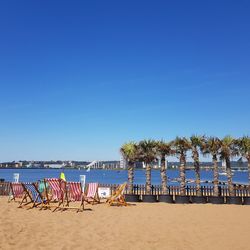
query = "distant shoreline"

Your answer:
(0, 167), (248, 171)
(0, 167), (127, 170)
